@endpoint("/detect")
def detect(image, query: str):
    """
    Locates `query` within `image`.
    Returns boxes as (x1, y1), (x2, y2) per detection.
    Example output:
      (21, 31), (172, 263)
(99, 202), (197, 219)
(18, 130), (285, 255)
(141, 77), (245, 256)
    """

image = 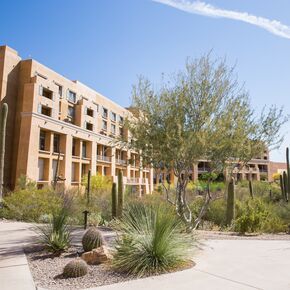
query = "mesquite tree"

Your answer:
(123, 55), (287, 229)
